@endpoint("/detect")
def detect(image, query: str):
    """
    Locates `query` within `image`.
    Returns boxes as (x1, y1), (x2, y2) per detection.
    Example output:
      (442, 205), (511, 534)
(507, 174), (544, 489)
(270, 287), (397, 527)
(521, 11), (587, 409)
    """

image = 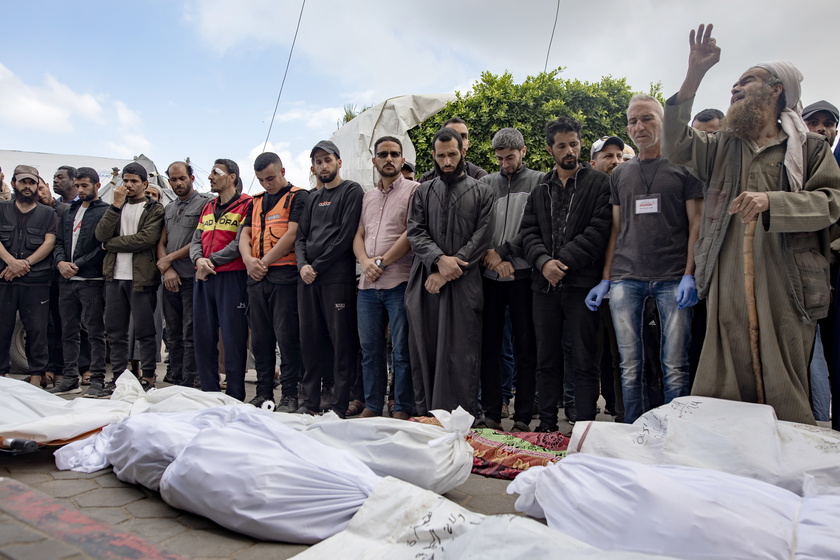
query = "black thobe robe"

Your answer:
(405, 174), (494, 416)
